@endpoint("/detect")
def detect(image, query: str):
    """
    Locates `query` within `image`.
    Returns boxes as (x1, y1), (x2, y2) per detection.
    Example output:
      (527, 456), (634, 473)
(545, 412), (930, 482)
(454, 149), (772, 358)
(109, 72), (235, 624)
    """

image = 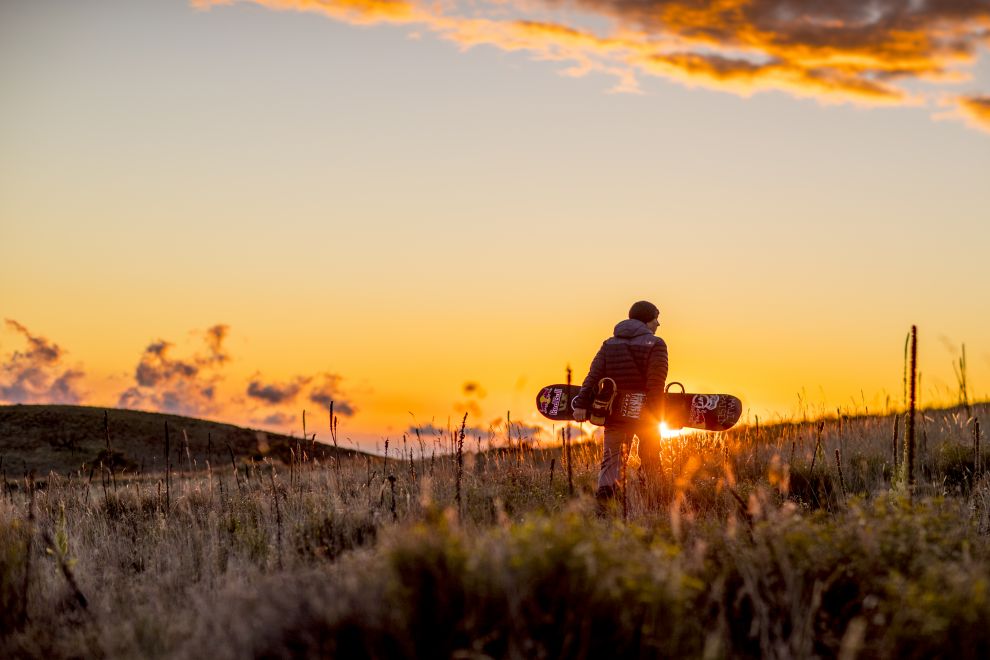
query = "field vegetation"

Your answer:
(1, 402), (989, 658)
